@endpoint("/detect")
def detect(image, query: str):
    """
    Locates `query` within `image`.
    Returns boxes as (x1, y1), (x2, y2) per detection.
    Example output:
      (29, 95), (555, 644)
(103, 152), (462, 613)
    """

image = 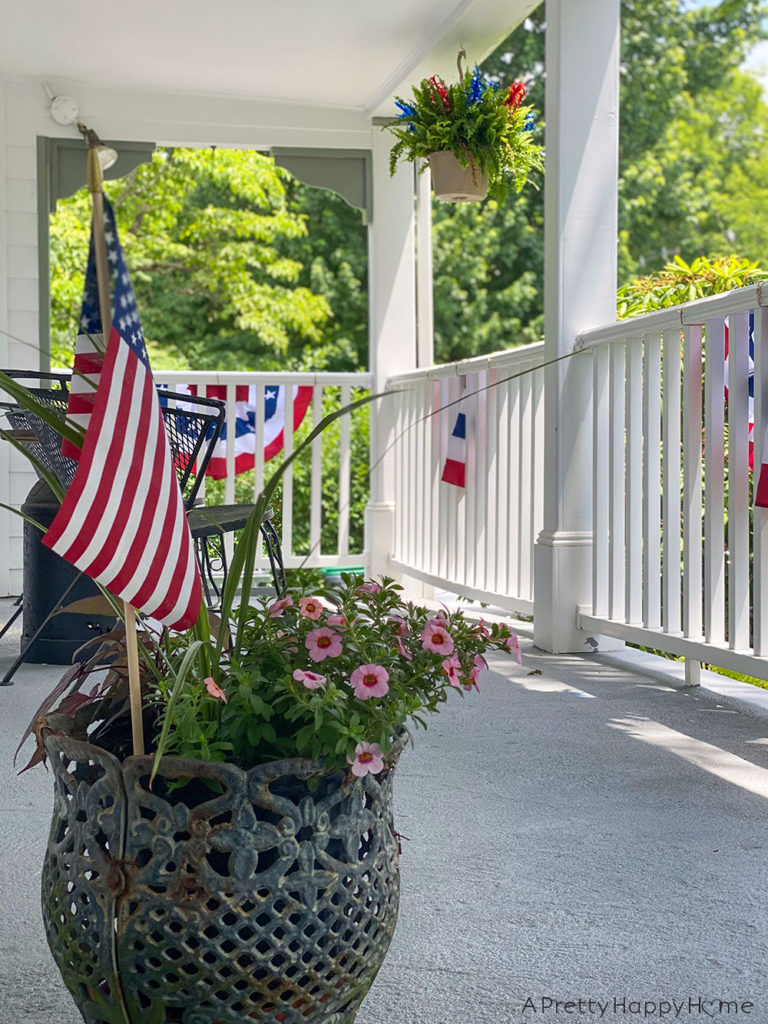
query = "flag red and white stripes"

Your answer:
(61, 229), (106, 459)
(44, 198), (202, 630)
